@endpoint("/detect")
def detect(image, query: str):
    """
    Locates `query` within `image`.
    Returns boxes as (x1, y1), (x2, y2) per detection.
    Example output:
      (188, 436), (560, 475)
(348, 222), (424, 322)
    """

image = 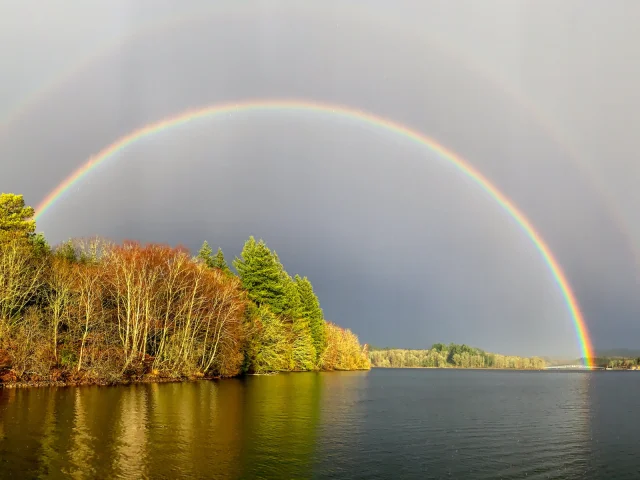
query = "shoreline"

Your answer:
(0, 375), (212, 390)
(371, 366), (619, 371)
(0, 368), (371, 390)
(371, 366), (547, 371)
